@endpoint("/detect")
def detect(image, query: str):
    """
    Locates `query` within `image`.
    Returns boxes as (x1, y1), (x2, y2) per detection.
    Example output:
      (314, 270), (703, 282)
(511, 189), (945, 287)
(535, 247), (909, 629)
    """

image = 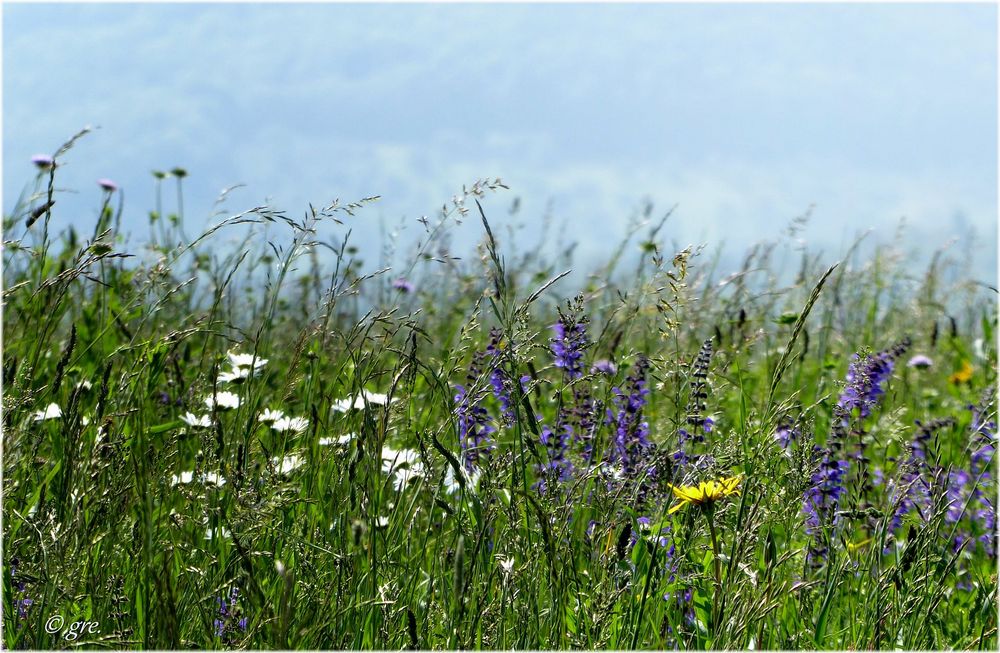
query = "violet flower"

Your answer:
(392, 277), (415, 293)
(454, 350), (496, 472)
(550, 307), (589, 380)
(609, 355), (653, 481)
(213, 586), (248, 643)
(31, 154), (54, 169)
